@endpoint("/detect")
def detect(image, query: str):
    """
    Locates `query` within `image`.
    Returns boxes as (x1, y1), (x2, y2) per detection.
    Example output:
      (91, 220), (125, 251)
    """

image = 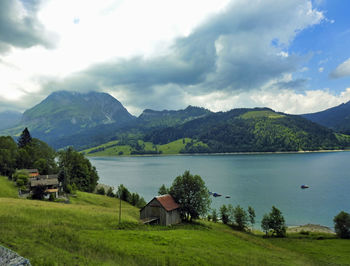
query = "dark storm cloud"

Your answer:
(0, 0), (55, 53)
(39, 0), (322, 112)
